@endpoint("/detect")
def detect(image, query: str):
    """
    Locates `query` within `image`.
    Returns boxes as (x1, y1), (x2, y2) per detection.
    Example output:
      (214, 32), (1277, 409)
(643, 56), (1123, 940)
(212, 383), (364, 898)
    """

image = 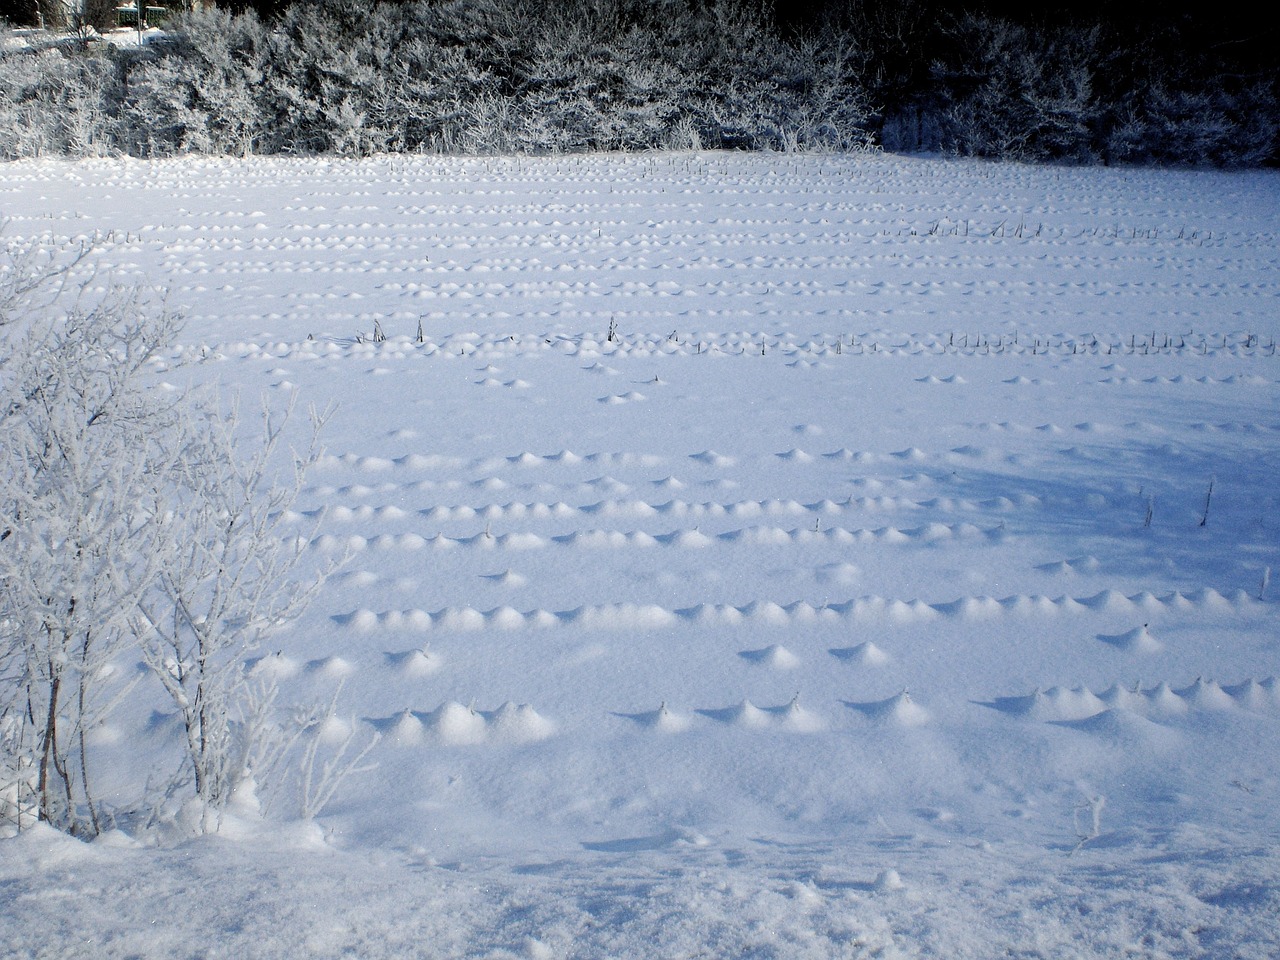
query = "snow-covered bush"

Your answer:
(0, 44), (119, 158)
(1105, 81), (1279, 169)
(930, 14), (1104, 163)
(134, 391), (333, 828)
(0, 243), (340, 838)
(106, 0), (876, 157)
(121, 9), (270, 156)
(0, 283), (183, 835)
